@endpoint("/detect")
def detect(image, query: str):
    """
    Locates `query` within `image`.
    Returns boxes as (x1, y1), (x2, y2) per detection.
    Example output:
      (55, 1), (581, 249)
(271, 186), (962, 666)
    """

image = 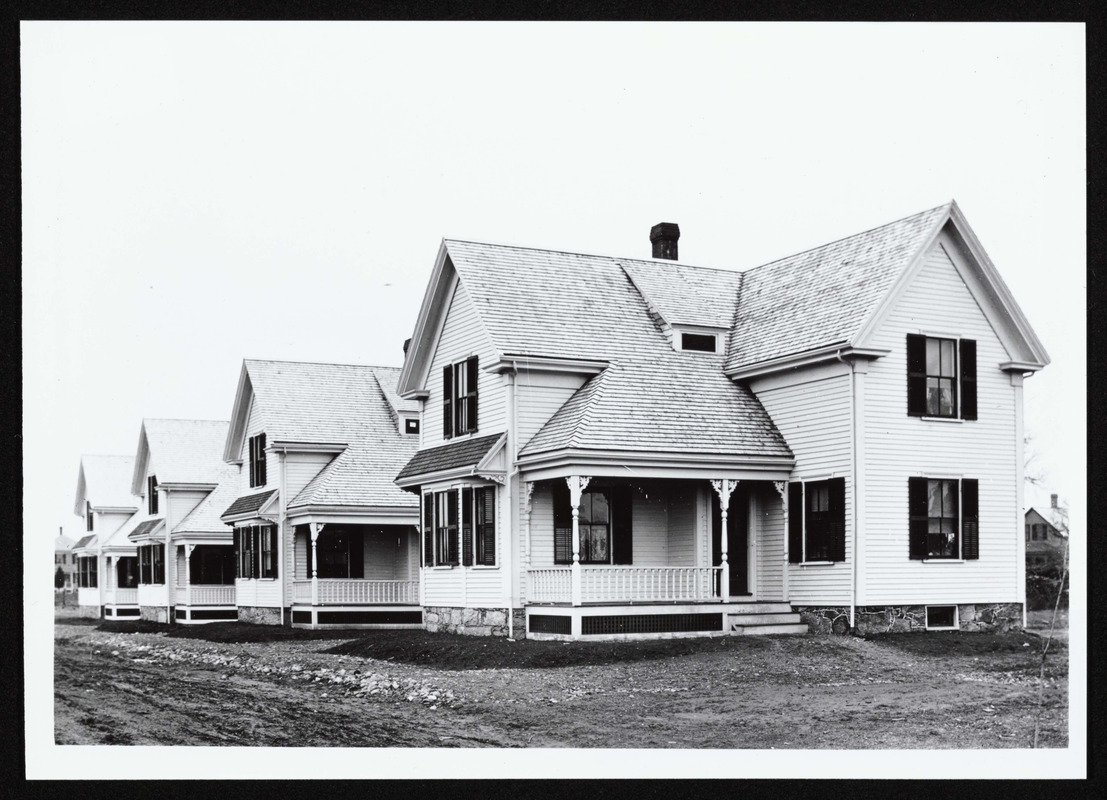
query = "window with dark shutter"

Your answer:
(152, 544), (164, 584)
(259, 525), (278, 579)
(433, 490), (458, 566)
(907, 334), (928, 416)
(86, 501), (94, 532)
(442, 366), (453, 439)
(461, 487), (473, 566)
(348, 529), (364, 579)
(422, 493), (434, 566)
(805, 481), (831, 561)
(788, 482), (803, 563)
(552, 480), (572, 564)
(148, 476), (159, 515)
(908, 477), (930, 559)
(465, 357), (479, 433)
(959, 339), (977, 420)
(611, 486), (633, 565)
(476, 487), (496, 566)
(578, 490), (611, 564)
(248, 434), (267, 488)
(961, 478), (979, 559)
(826, 477), (846, 562)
